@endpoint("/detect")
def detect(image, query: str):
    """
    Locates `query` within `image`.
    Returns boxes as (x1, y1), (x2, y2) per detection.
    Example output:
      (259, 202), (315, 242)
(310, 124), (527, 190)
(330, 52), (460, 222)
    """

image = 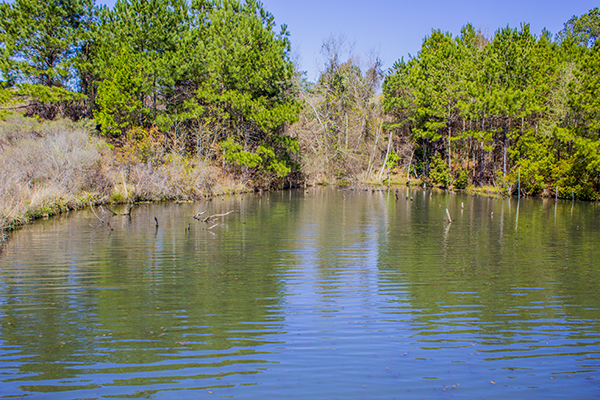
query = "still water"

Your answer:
(1, 188), (599, 399)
